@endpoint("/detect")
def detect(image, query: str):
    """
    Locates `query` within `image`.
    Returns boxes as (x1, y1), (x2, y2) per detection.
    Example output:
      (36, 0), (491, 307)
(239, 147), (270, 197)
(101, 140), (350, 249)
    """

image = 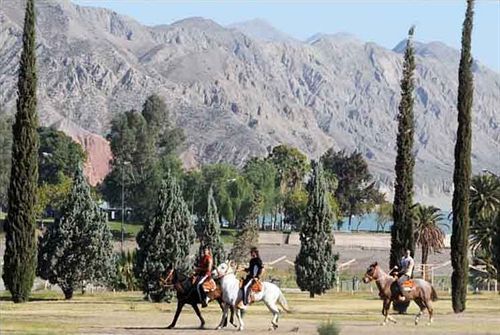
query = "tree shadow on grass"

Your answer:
(0, 296), (60, 302)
